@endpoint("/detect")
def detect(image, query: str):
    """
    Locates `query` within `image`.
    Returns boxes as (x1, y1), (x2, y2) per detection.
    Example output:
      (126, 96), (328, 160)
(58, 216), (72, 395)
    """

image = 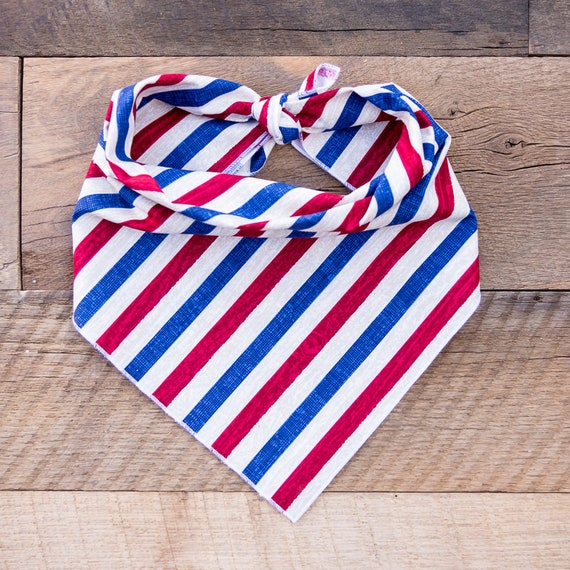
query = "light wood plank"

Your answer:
(0, 291), (568, 493)
(530, 0), (570, 55)
(0, 58), (20, 289)
(21, 57), (570, 290)
(1, 492), (568, 569)
(0, 0), (528, 57)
